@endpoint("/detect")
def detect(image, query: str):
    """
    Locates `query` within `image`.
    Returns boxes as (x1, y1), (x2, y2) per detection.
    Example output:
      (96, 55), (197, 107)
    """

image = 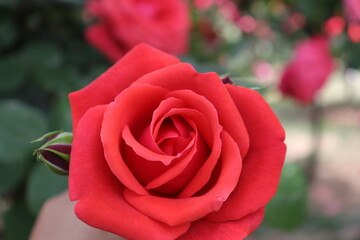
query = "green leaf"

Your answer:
(0, 0), (19, 7)
(3, 202), (35, 240)
(0, 55), (27, 94)
(264, 163), (308, 230)
(20, 42), (62, 70)
(0, 161), (29, 194)
(50, 94), (73, 131)
(0, 18), (17, 49)
(0, 100), (48, 165)
(26, 163), (68, 215)
(33, 66), (78, 92)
